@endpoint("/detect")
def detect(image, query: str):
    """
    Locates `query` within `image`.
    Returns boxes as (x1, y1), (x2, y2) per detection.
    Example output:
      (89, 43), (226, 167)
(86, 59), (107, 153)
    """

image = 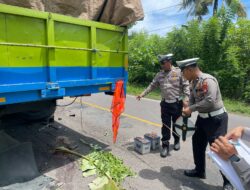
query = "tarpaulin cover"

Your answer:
(0, 0), (144, 26)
